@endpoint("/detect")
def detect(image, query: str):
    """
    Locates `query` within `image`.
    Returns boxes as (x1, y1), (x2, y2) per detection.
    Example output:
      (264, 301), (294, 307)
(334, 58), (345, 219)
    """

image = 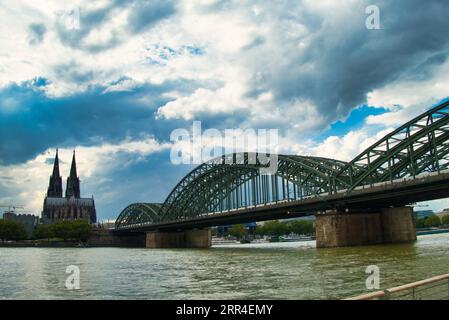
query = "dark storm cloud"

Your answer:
(28, 22), (46, 45)
(87, 149), (193, 219)
(405, 52), (448, 81)
(127, 0), (176, 33)
(53, 61), (97, 84)
(0, 77), (199, 165)
(55, 0), (123, 52)
(55, 0), (176, 53)
(243, 0), (449, 124)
